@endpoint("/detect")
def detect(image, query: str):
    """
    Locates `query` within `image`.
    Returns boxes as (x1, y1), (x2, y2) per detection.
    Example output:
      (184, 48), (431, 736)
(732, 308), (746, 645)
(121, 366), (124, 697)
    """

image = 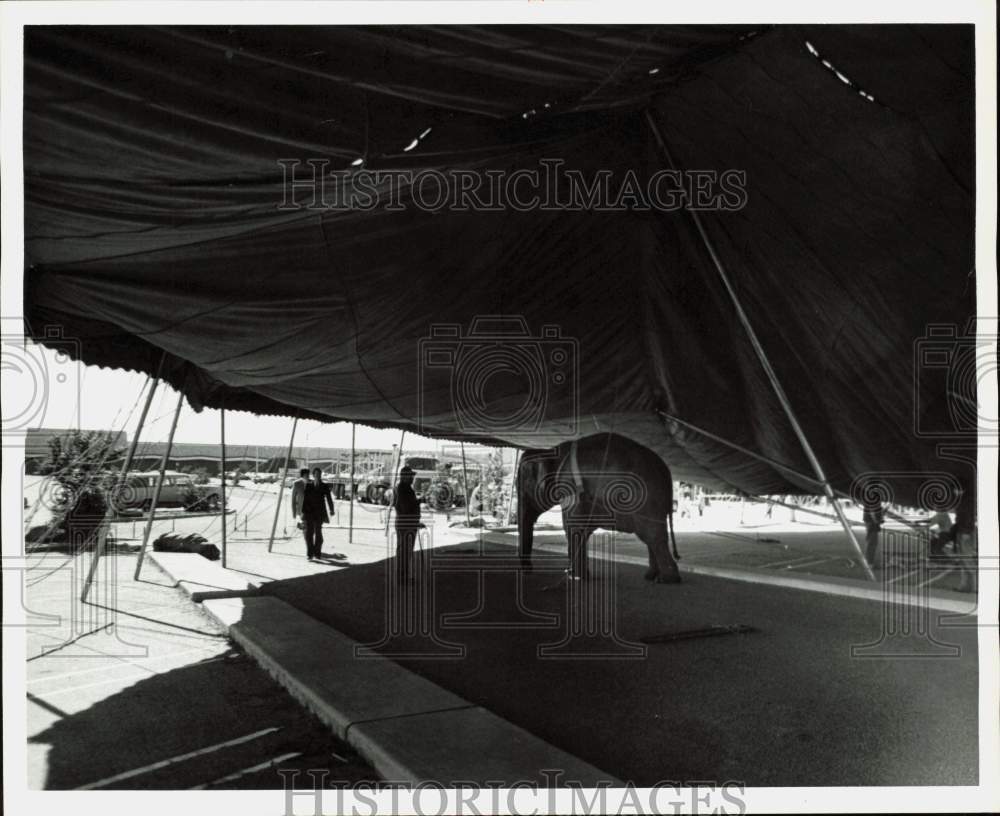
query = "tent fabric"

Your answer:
(23, 25), (976, 504)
